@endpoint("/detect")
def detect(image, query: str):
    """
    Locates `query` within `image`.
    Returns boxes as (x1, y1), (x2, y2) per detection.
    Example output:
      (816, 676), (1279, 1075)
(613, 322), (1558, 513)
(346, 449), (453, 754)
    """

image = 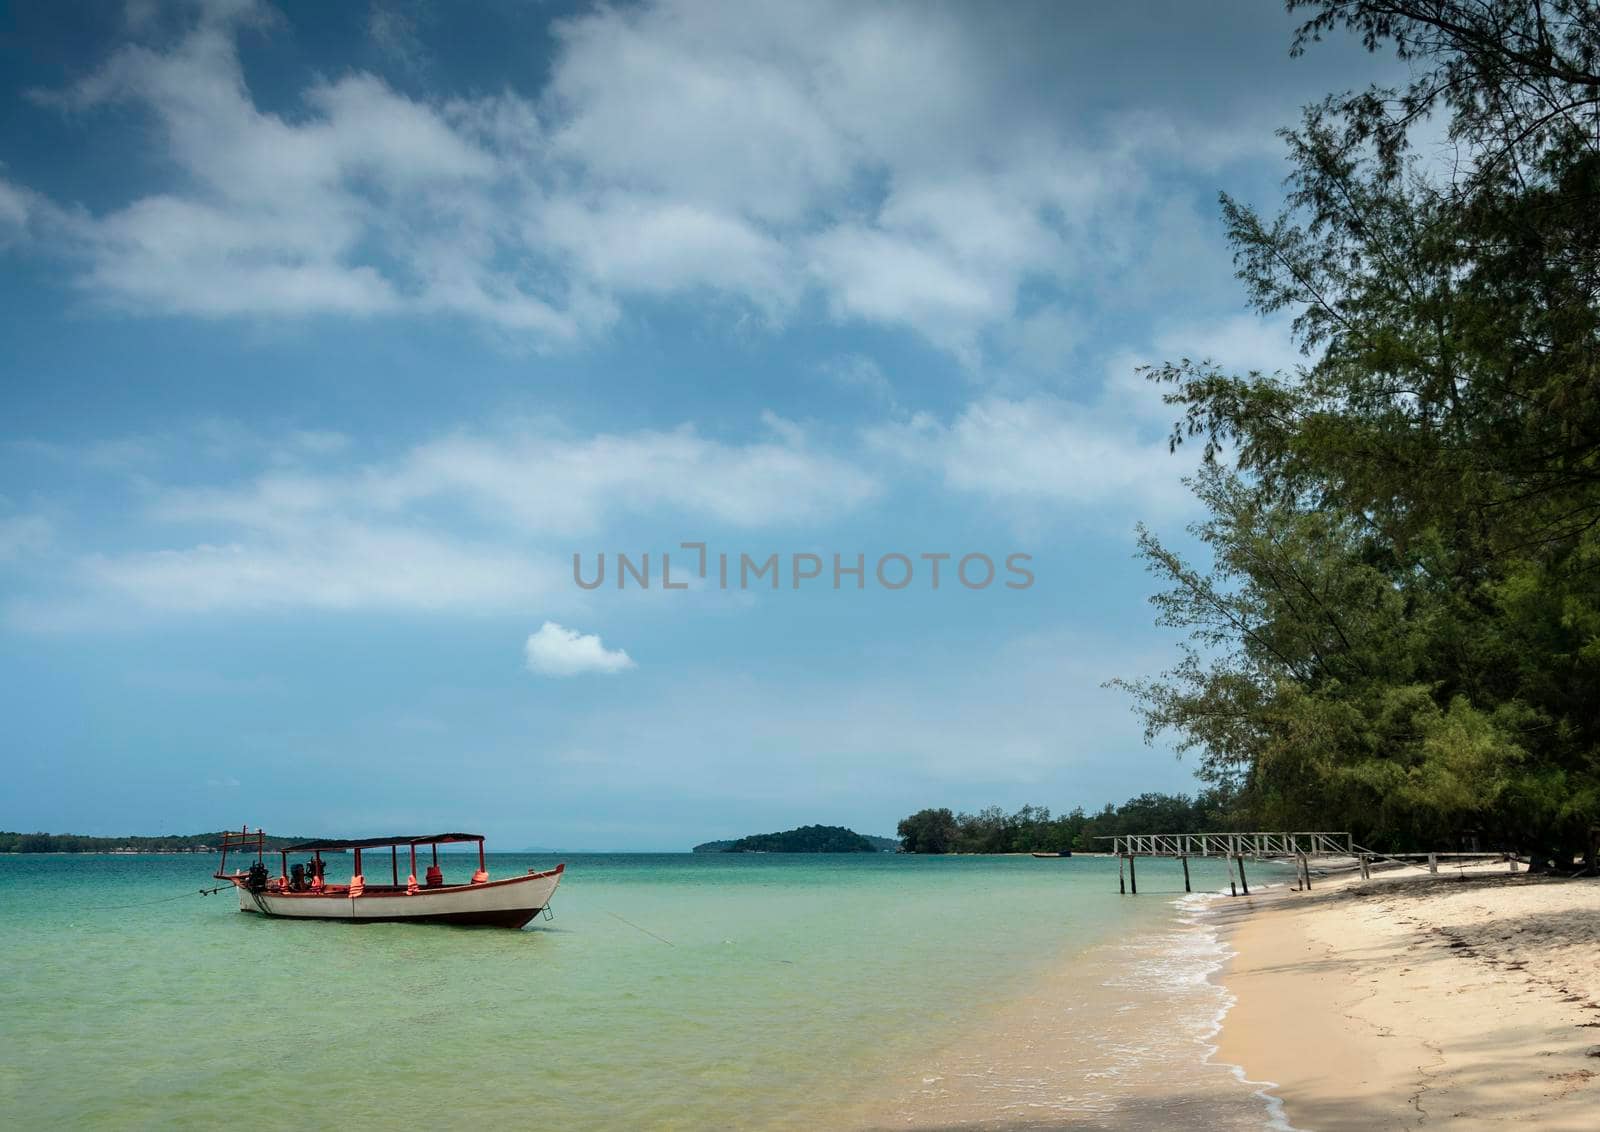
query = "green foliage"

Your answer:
(708, 825), (880, 853)
(897, 808), (959, 853)
(895, 793), (1238, 853)
(0, 831), (322, 853)
(1114, 1), (1600, 865)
